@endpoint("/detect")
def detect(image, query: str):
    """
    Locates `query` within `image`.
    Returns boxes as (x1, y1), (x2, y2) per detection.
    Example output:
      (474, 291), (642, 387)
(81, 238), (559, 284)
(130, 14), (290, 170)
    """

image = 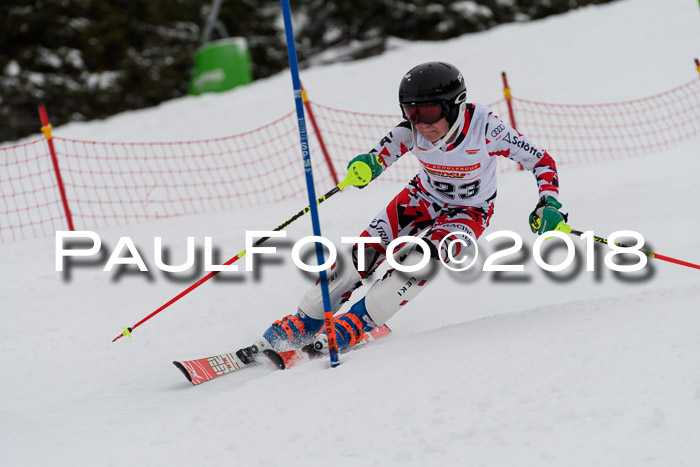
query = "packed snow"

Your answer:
(2, 0), (700, 466)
